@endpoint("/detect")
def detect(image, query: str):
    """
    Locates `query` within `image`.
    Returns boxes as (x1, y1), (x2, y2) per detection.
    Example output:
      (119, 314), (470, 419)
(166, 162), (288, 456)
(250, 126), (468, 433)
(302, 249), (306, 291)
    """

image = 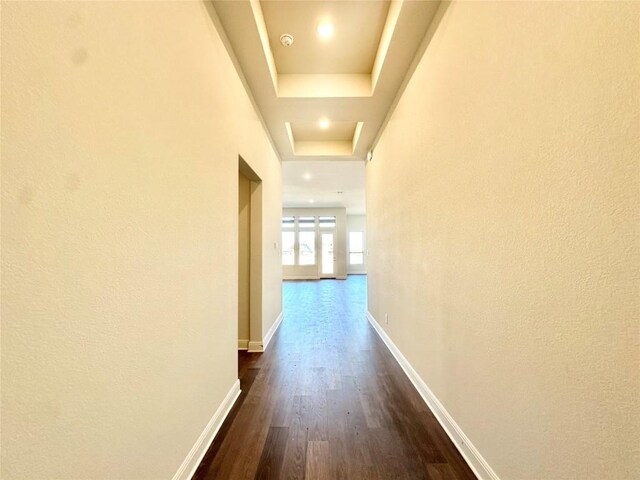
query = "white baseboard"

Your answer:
(367, 312), (499, 480)
(263, 311), (283, 350)
(283, 276), (348, 281)
(172, 379), (241, 480)
(238, 339), (249, 350)
(247, 312), (283, 353)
